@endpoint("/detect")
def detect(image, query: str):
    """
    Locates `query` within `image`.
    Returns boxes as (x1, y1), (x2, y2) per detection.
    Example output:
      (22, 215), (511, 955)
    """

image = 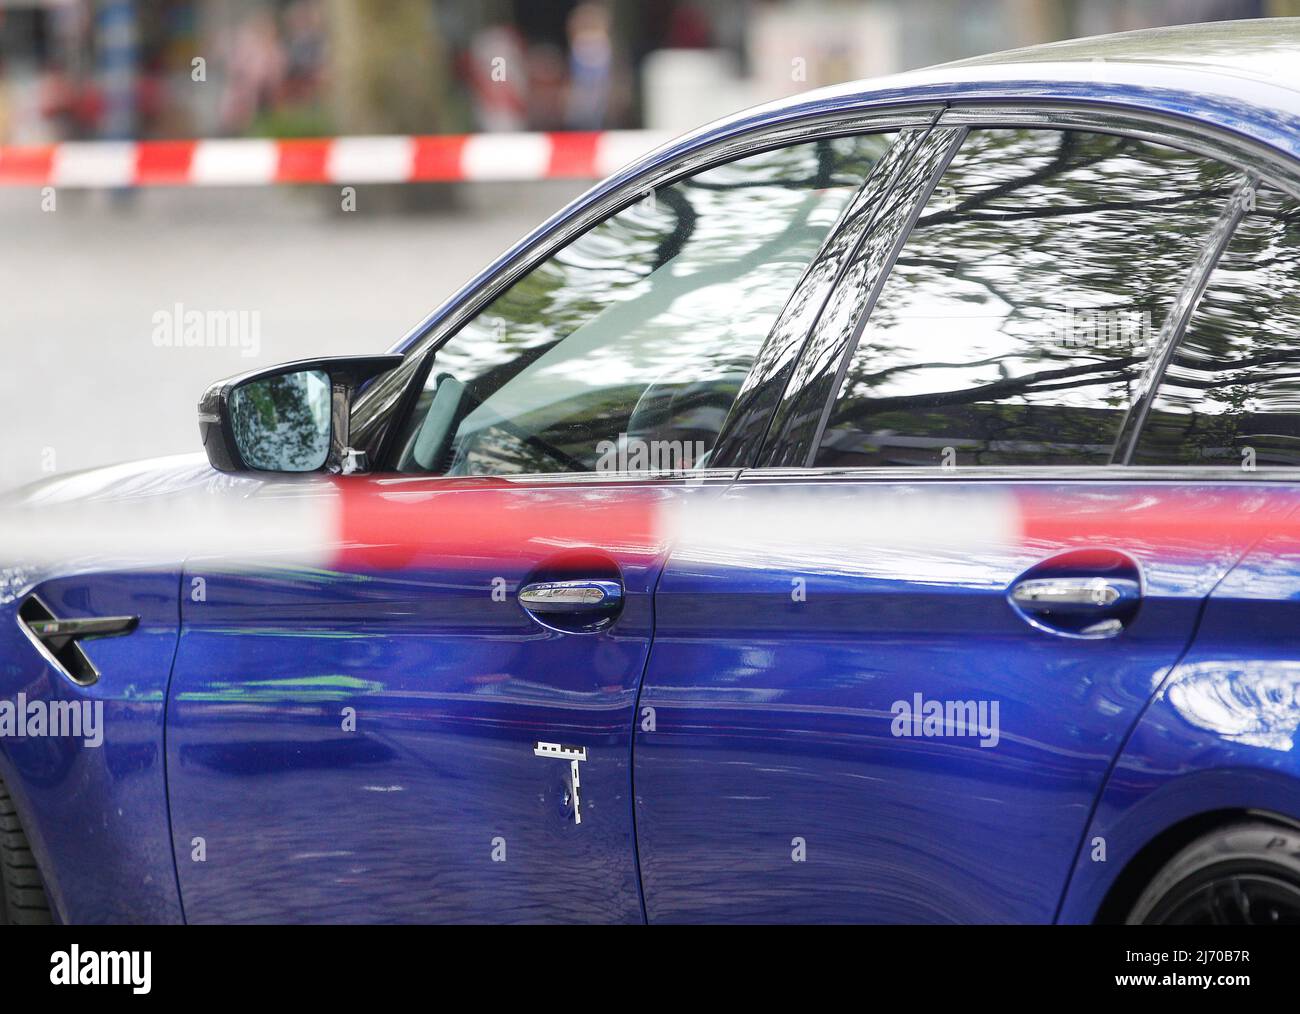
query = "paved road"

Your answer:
(0, 181), (587, 491)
